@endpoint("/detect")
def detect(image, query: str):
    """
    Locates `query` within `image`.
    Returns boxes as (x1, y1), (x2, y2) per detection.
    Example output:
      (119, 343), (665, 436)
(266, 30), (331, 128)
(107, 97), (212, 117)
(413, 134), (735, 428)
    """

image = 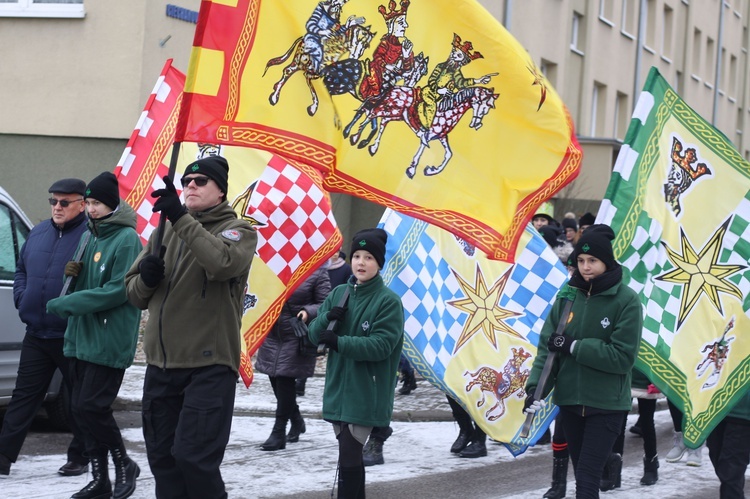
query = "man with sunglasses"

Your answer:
(0, 178), (89, 478)
(126, 155), (256, 499)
